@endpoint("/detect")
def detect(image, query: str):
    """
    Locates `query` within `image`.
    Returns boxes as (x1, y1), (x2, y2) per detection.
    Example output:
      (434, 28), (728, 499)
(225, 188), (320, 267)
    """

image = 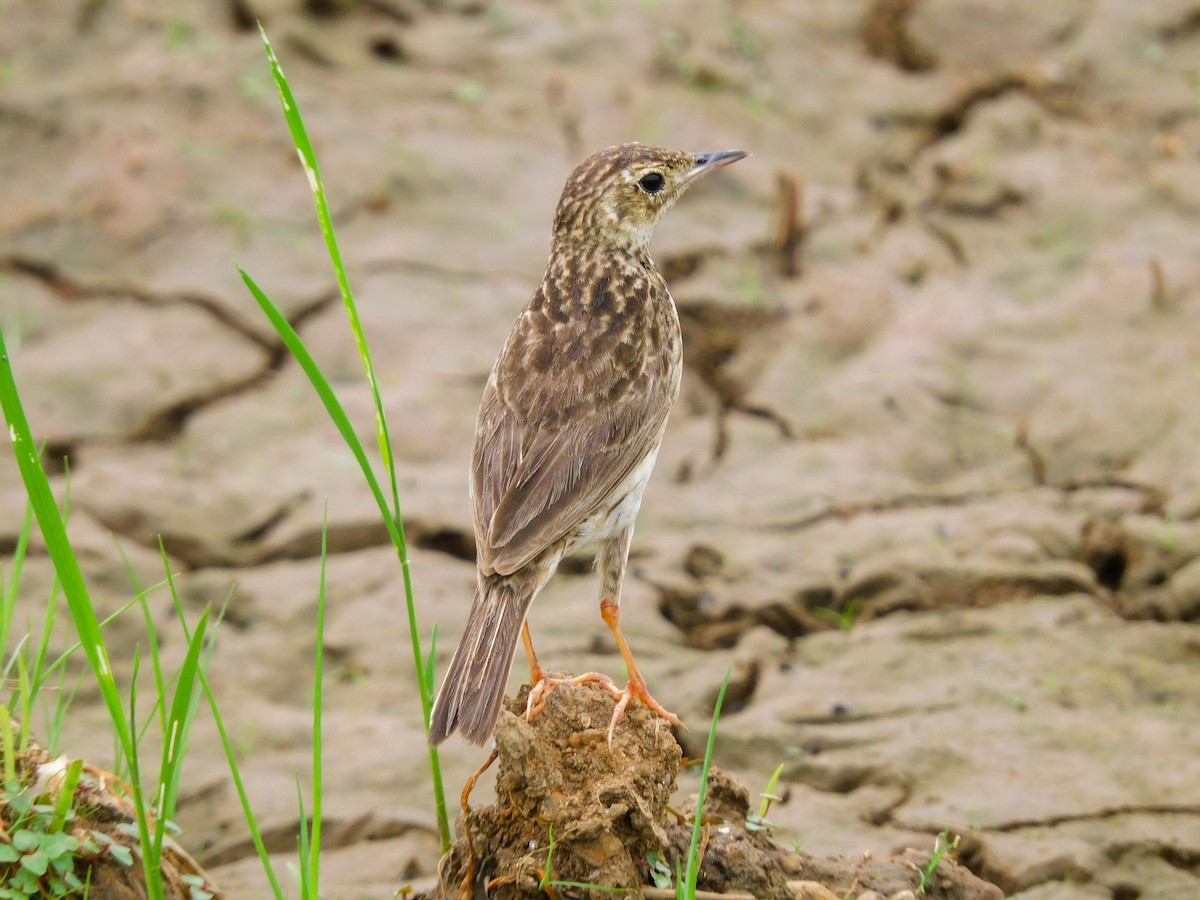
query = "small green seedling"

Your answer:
(814, 596), (863, 632)
(680, 668), (731, 898)
(539, 823), (555, 892)
(0, 751), (122, 900)
(645, 851), (673, 889)
(746, 762), (785, 833)
(916, 827), (958, 895)
(539, 823), (633, 895)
